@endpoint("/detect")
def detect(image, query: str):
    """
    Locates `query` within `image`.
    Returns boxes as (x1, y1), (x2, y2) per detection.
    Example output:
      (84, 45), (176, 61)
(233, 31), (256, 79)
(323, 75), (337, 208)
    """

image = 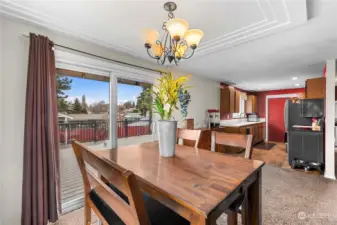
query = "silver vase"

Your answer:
(157, 120), (177, 157)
